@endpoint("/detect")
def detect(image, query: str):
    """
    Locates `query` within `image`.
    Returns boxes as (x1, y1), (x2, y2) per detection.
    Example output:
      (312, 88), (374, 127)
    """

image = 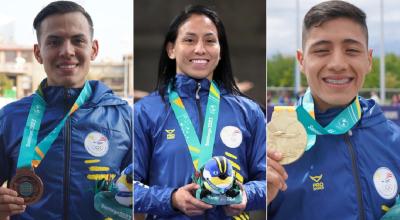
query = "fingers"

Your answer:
(0, 187), (26, 219)
(181, 183), (211, 209)
(267, 155), (288, 181)
(0, 203), (25, 213)
(267, 165), (287, 191)
(182, 183), (199, 192)
(0, 188), (18, 198)
(182, 203), (207, 216)
(267, 148), (288, 188)
(223, 205), (242, 216)
(224, 183), (247, 216)
(229, 202), (245, 210)
(267, 148), (283, 162)
(267, 149), (288, 204)
(0, 195), (25, 206)
(172, 183), (212, 216)
(188, 196), (212, 210)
